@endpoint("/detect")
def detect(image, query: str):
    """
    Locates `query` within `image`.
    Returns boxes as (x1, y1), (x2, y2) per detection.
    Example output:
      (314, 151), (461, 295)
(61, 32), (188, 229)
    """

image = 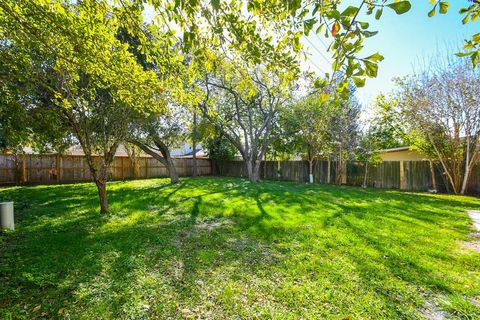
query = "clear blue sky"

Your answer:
(302, 0), (477, 110)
